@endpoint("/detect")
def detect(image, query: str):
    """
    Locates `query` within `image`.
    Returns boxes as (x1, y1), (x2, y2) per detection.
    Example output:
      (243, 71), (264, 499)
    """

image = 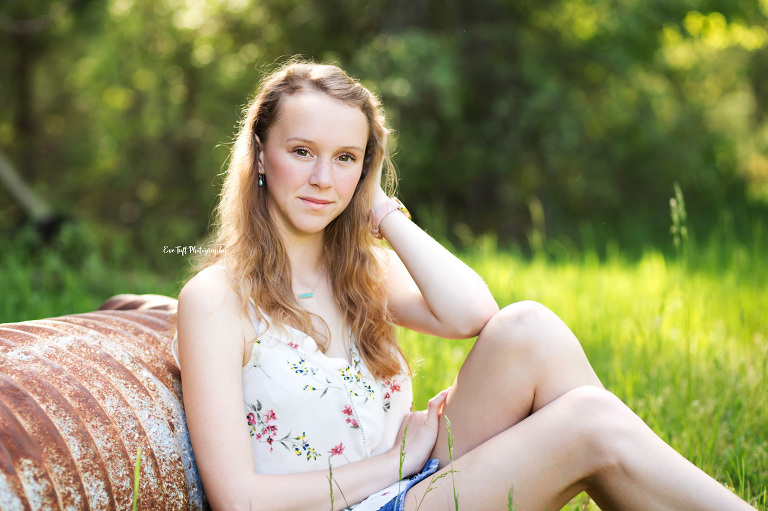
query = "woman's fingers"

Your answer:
(399, 387), (452, 443)
(395, 391), (452, 476)
(427, 387), (451, 419)
(428, 387), (450, 406)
